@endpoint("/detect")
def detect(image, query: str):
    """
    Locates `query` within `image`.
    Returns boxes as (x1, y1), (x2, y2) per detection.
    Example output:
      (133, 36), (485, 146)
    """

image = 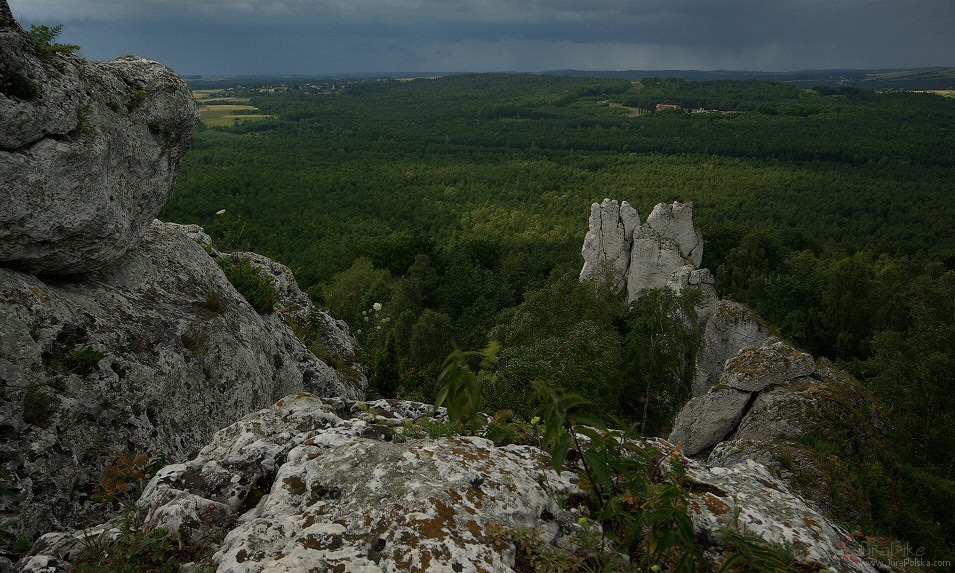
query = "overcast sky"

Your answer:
(8, 0), (954, 76)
